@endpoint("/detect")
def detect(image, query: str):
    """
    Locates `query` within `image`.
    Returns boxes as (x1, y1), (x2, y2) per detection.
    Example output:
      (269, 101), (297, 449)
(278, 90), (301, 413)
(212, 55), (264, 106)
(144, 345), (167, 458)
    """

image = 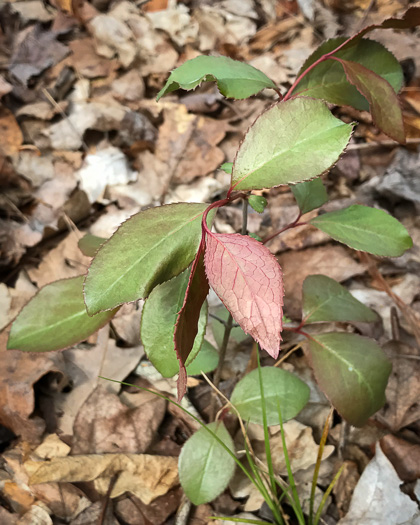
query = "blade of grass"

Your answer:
(309, 407), (334, 523)
(277, 402), (306, 525)
(209, 517), (271, 524)
(313, 463), (345, 525)
(256, 350), (278, 500)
